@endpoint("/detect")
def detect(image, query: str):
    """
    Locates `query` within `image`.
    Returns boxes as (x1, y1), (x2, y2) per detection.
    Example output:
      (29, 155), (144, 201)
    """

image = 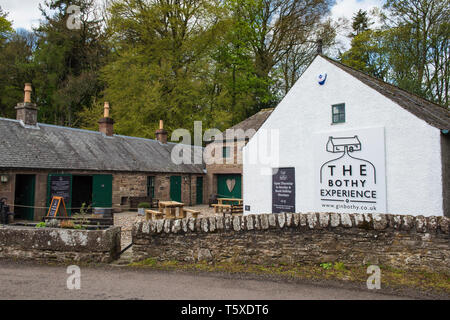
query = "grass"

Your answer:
(129, 259), (450, 296)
